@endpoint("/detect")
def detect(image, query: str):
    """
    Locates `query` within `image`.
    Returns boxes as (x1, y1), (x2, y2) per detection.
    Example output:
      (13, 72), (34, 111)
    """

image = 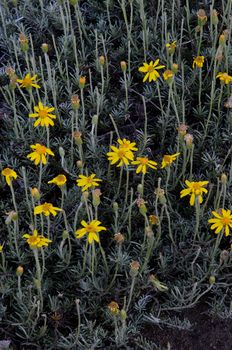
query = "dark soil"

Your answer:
(145, 304), (232, 350)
